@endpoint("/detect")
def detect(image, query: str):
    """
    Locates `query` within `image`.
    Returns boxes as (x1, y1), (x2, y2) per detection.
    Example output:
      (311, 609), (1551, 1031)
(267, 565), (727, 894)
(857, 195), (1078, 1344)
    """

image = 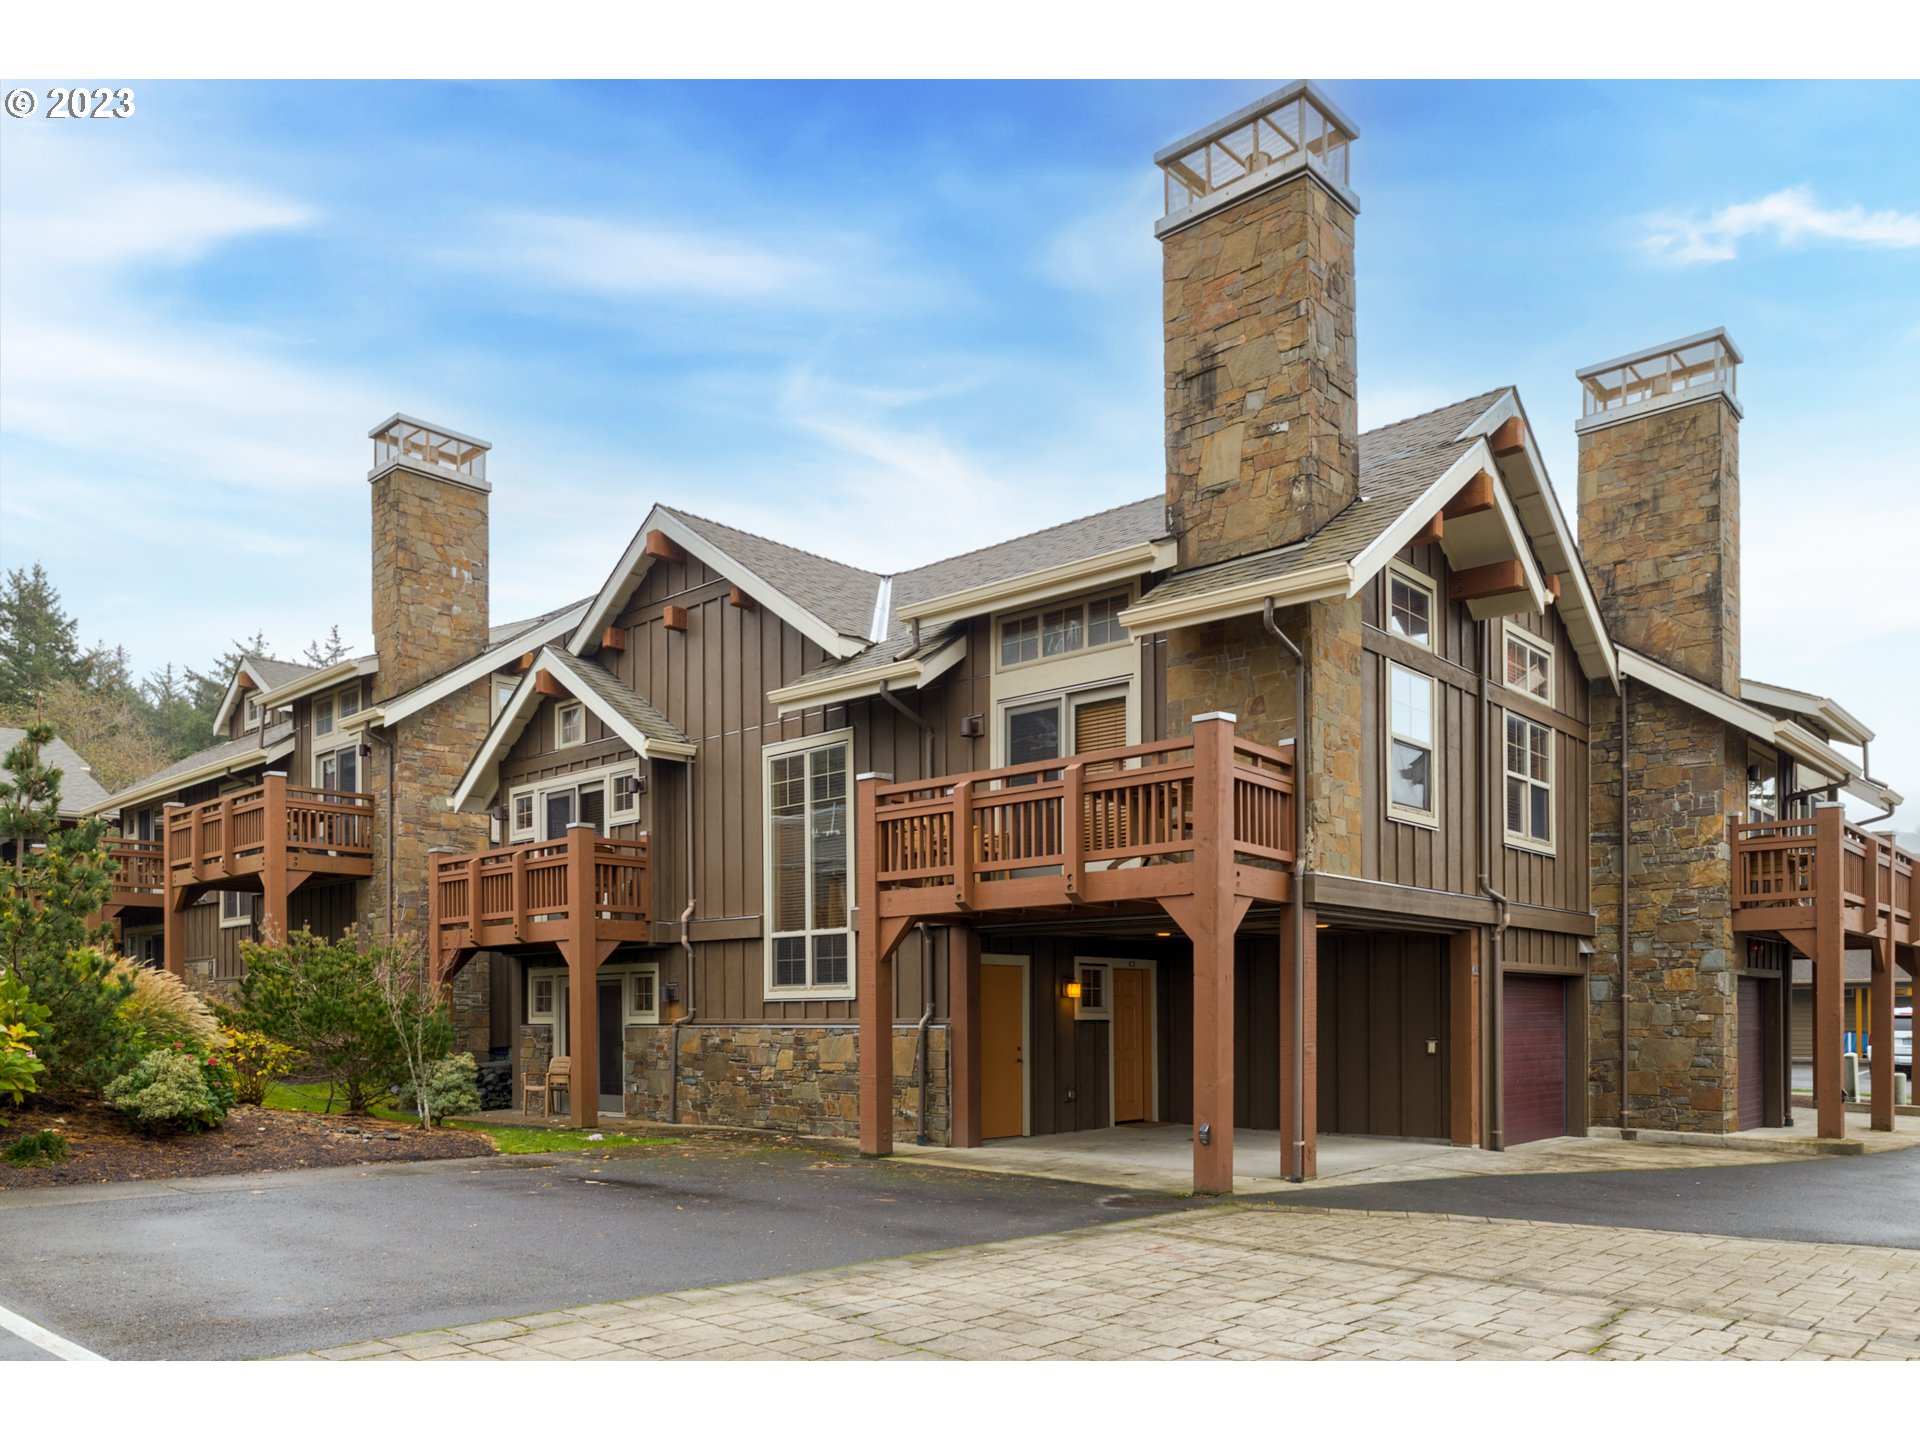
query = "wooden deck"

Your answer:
(104, 838), (166, 913)
(427, 828), (651, 981)
(164, 777), (374, 888)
